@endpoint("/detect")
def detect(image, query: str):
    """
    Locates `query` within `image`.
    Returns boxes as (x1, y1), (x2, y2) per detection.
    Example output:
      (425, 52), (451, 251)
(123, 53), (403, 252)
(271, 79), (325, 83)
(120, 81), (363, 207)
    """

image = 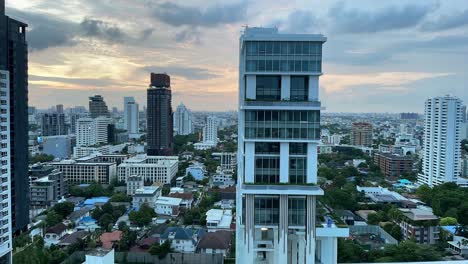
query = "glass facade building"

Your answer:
(237, 27), (346, 264)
